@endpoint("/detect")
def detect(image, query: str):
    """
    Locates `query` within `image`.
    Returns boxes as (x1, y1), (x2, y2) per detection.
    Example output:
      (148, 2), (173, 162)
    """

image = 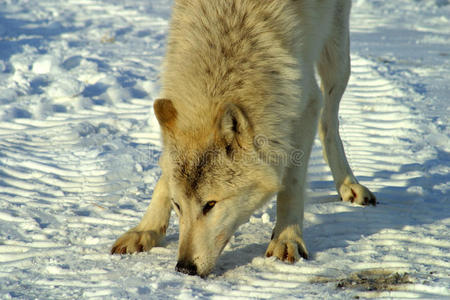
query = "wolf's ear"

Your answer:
(154, 99), (177, 130)
(219, 103), (251, 147)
